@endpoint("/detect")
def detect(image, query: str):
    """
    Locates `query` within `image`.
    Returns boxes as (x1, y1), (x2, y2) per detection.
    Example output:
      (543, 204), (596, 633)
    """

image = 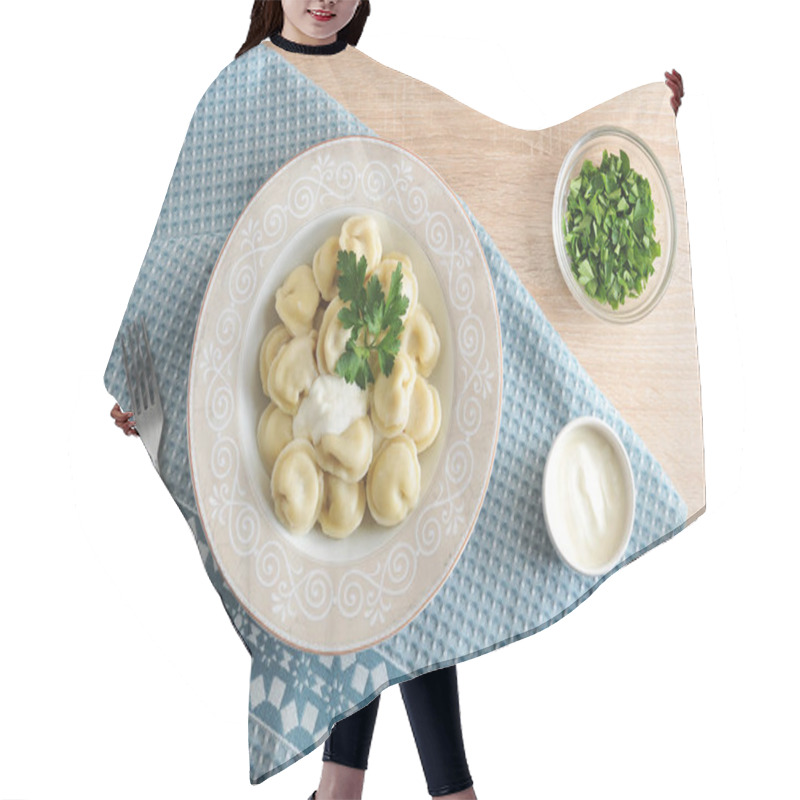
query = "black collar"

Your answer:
(270, 32), (347, 55)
